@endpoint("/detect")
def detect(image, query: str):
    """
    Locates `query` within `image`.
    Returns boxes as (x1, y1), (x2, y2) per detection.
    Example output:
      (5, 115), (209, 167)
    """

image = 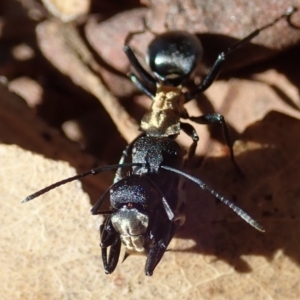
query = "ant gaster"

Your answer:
(22, 7), (296, 276)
